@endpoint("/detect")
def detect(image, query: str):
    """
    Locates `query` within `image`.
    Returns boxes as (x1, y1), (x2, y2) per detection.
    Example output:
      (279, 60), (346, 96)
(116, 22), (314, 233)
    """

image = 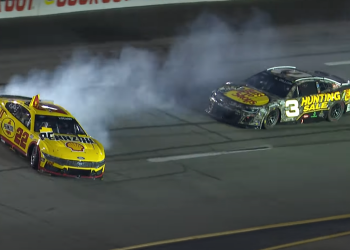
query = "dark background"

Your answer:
(0, 0), (349, 49)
